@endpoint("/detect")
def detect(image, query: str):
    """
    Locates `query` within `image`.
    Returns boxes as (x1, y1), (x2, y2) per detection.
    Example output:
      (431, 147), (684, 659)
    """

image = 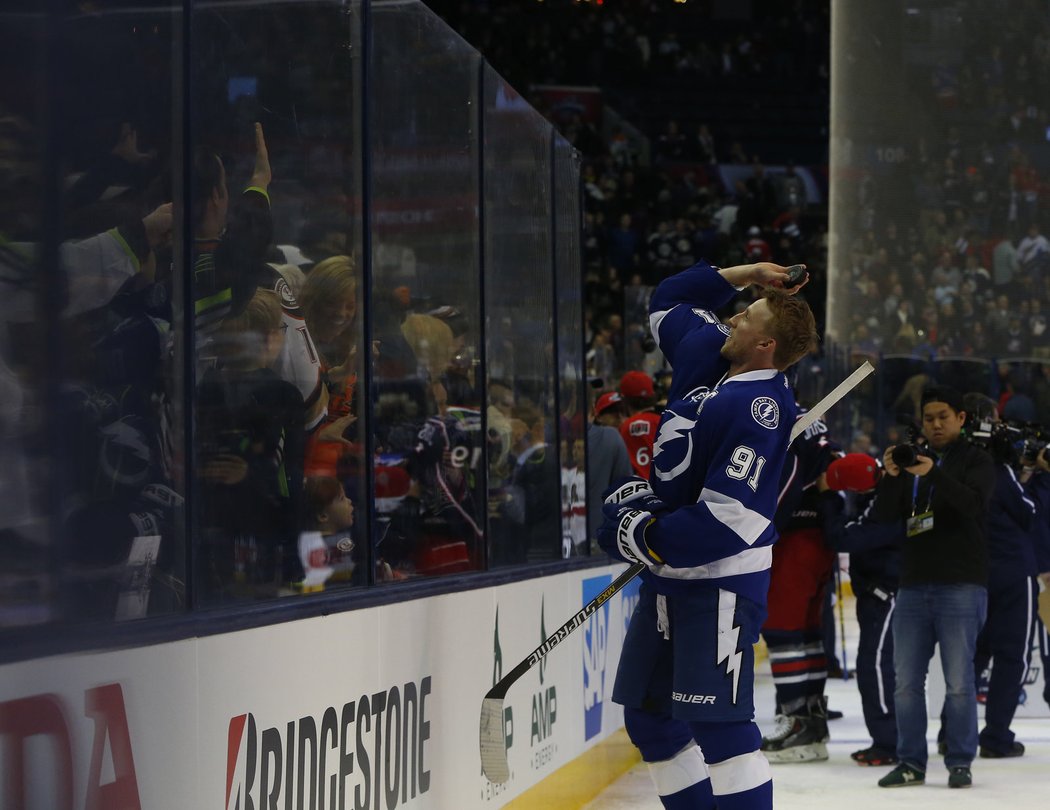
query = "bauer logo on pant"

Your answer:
(672, 692), (717, 704)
